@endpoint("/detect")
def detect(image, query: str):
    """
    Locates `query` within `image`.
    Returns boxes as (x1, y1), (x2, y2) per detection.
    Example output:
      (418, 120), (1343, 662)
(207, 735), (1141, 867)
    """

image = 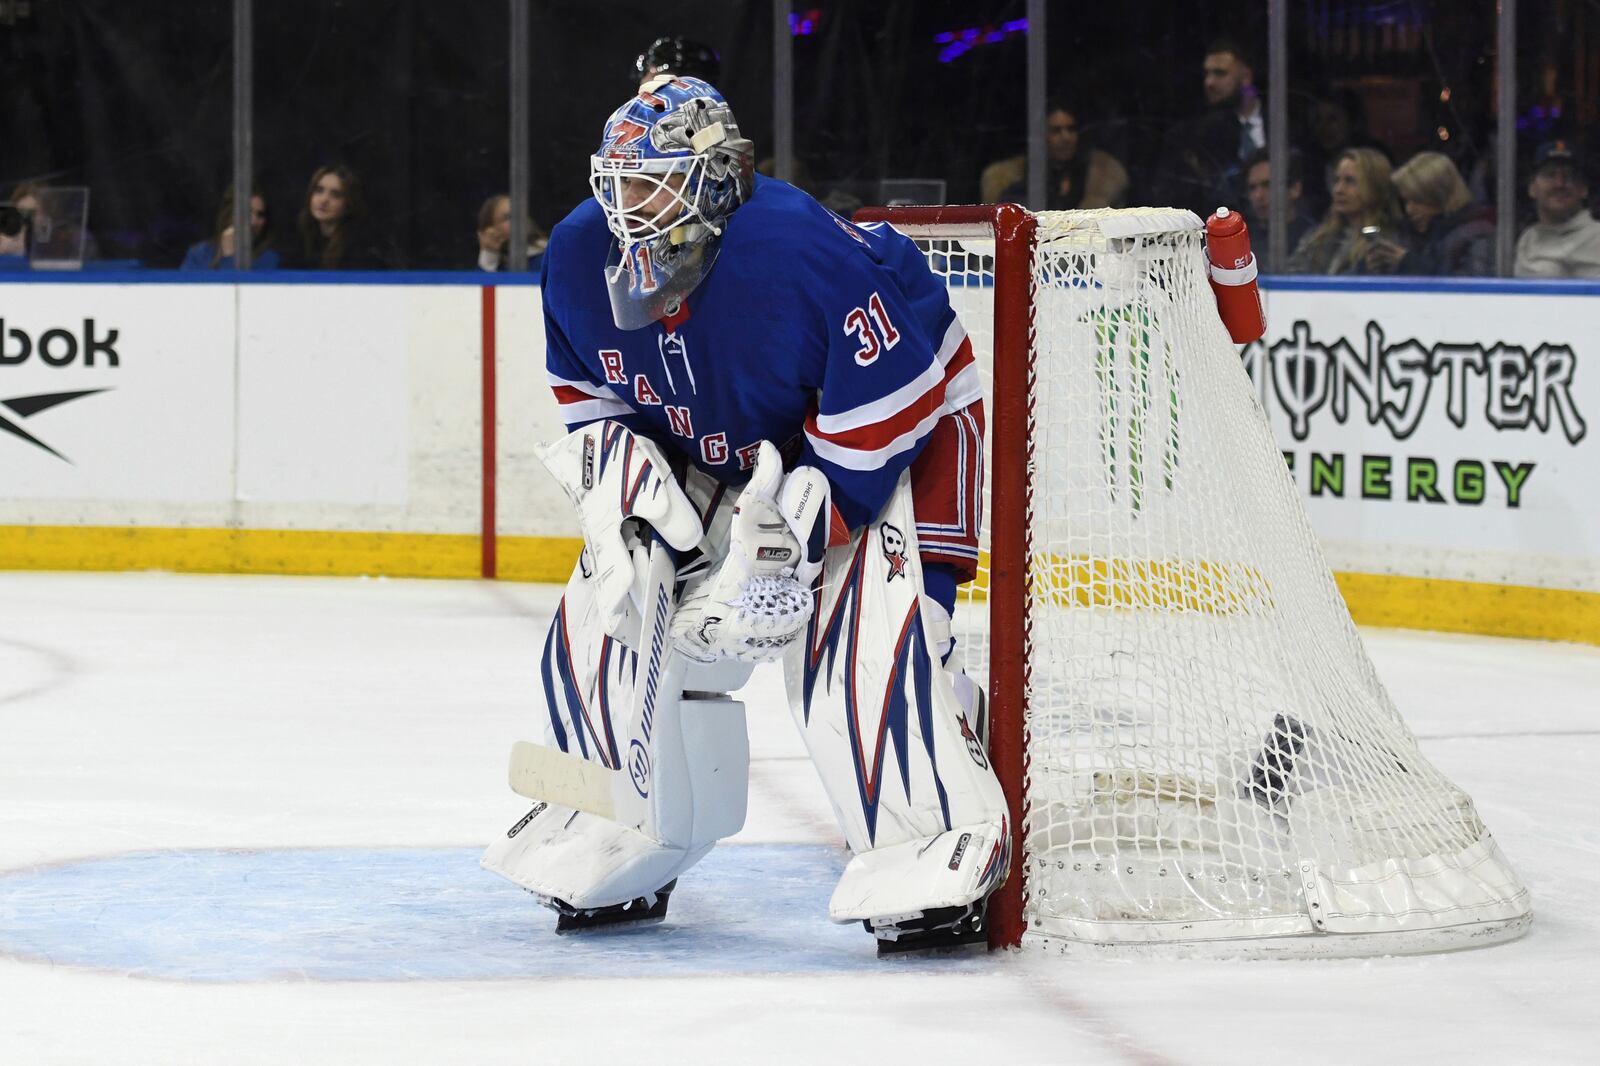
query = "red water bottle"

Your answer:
(1205, 207), (1266, 343)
